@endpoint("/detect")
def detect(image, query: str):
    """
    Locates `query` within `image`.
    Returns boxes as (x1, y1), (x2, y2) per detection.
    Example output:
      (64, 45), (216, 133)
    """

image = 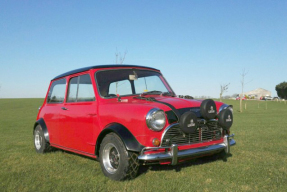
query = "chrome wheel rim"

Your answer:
(35, 131), (42, 150)
(102, 143), (120, 174)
